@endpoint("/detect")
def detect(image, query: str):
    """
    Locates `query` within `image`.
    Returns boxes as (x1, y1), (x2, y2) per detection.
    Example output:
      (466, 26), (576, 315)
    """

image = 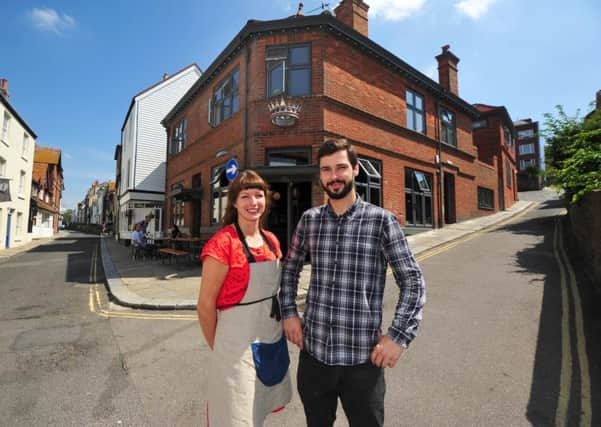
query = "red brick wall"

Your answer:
(165, 25), (504, 231)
